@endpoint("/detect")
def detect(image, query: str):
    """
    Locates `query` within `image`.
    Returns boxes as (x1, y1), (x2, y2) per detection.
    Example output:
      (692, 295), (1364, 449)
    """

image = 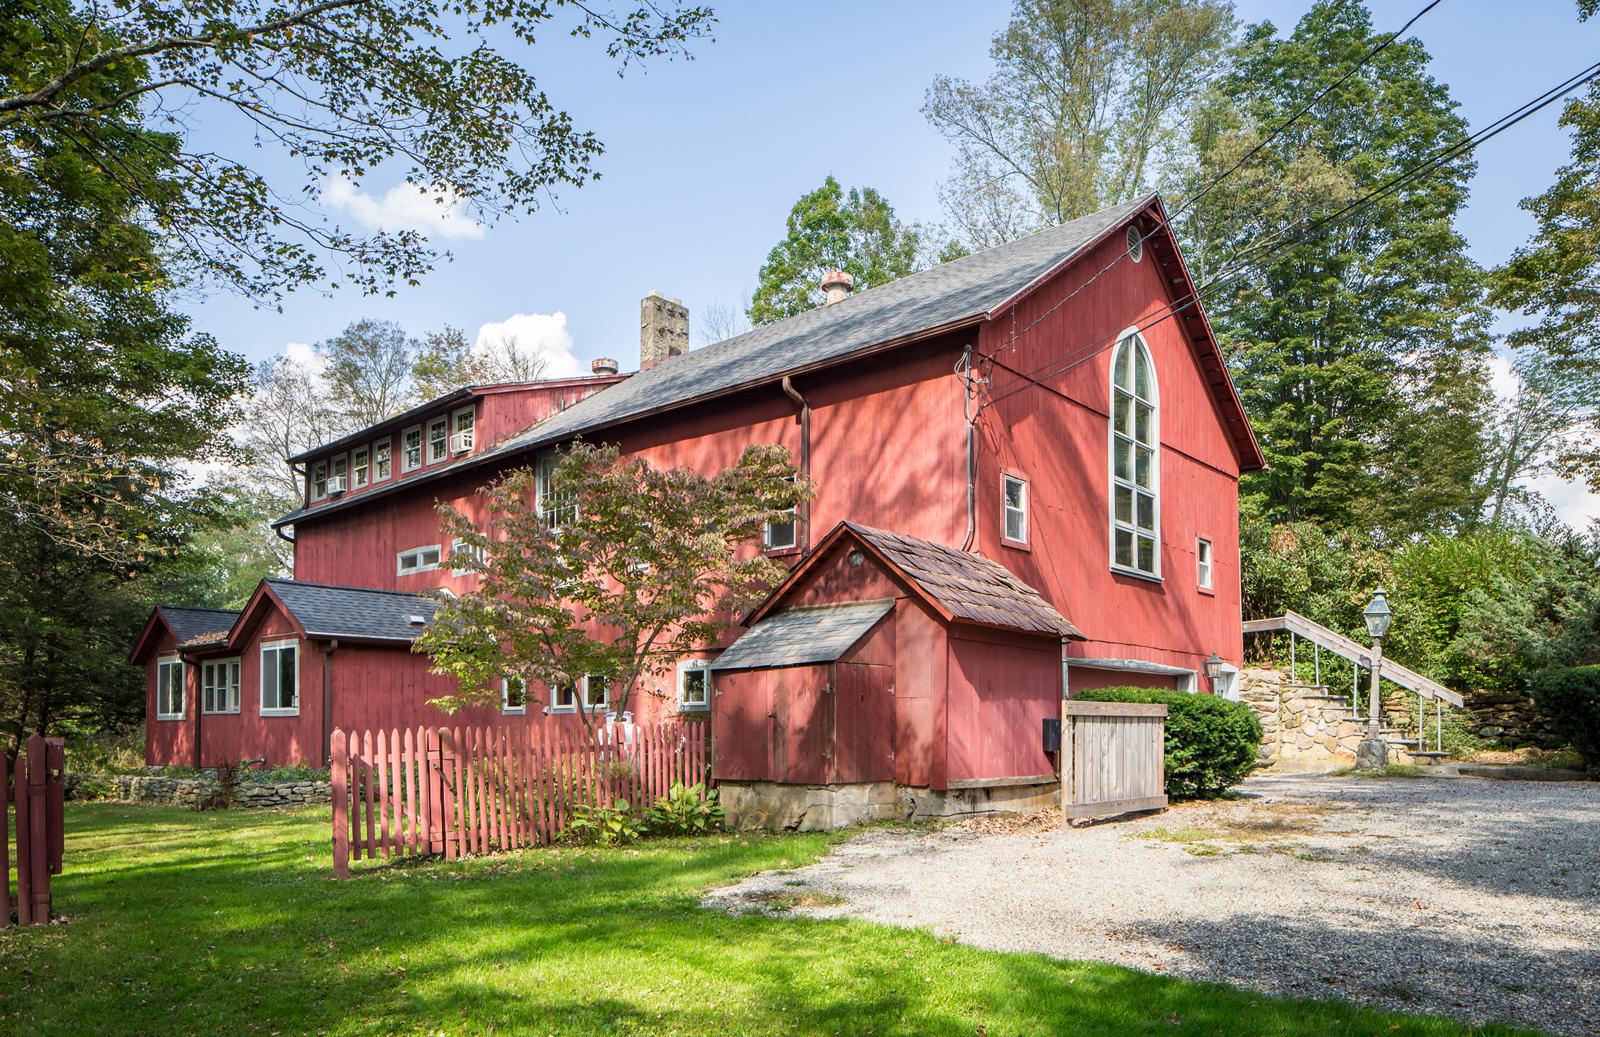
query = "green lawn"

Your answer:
(0, 804), (1541, 1036)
